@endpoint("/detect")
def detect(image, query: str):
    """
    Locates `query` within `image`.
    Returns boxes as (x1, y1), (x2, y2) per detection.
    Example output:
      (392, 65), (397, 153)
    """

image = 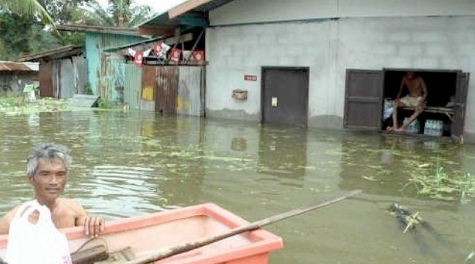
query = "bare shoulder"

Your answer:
(58, 197), (87, 215)
(415, 76), (425, 83)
